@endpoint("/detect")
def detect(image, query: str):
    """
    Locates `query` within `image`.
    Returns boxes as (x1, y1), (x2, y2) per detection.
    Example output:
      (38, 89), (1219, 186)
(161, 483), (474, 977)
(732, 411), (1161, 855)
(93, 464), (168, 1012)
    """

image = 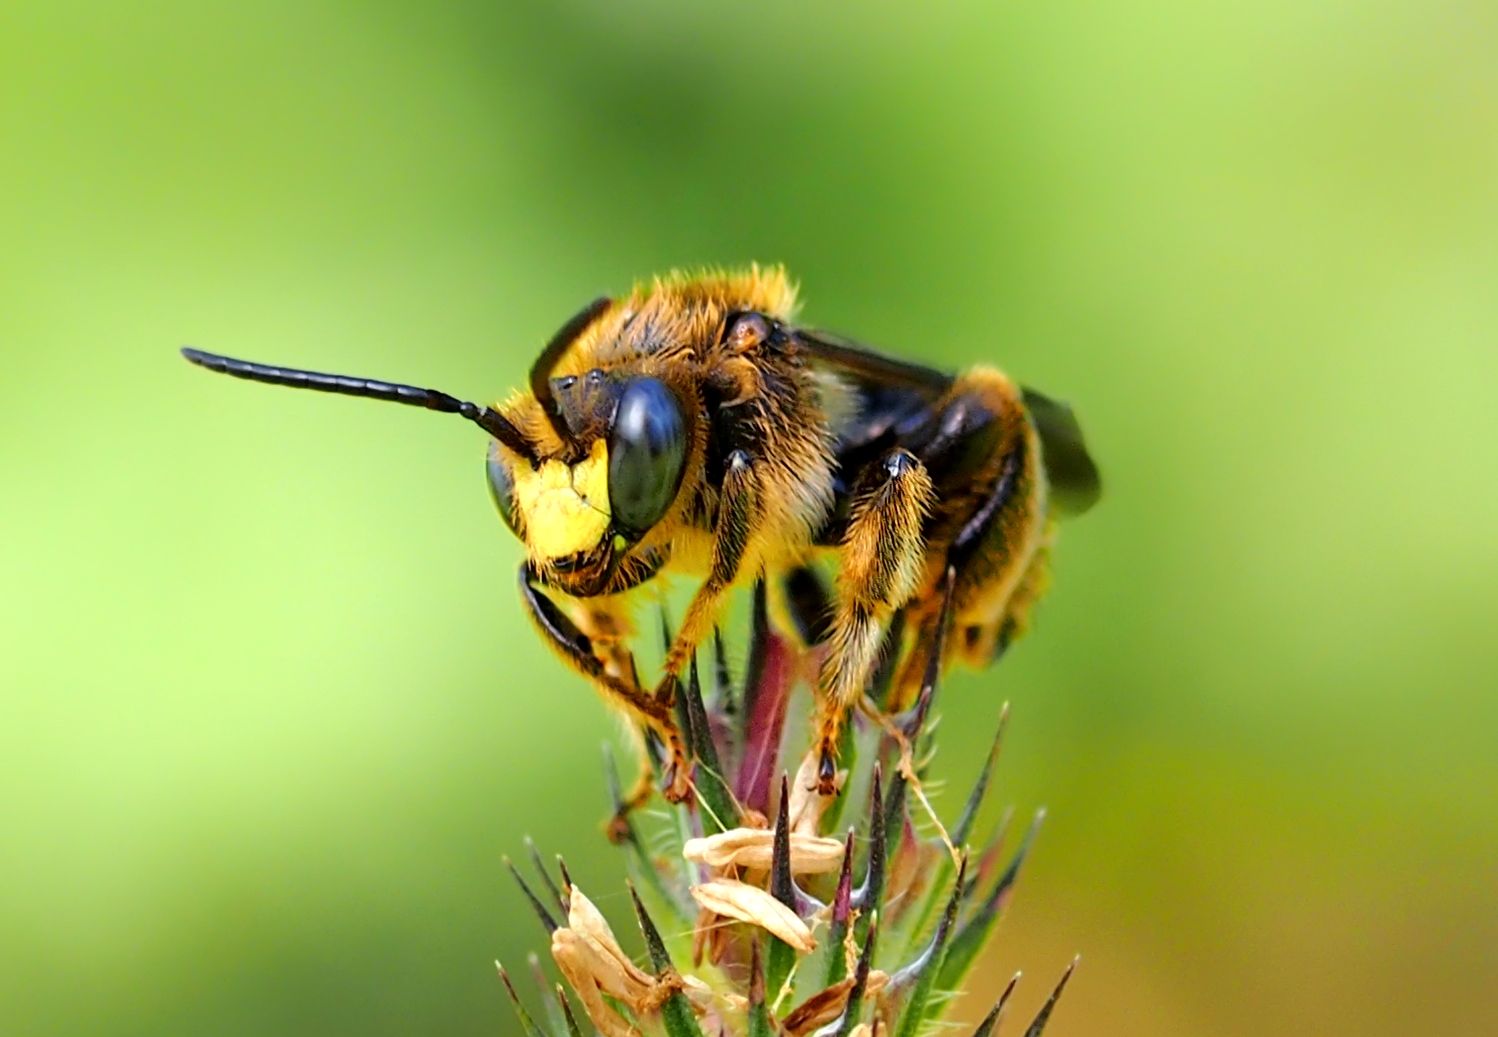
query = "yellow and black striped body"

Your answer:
(180, 266), (1098, 803)
(794, 350), (1098, 759)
